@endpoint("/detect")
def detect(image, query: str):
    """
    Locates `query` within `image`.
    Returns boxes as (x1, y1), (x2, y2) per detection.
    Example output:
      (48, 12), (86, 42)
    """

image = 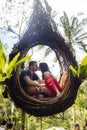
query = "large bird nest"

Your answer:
(7, 0), (81, 117)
